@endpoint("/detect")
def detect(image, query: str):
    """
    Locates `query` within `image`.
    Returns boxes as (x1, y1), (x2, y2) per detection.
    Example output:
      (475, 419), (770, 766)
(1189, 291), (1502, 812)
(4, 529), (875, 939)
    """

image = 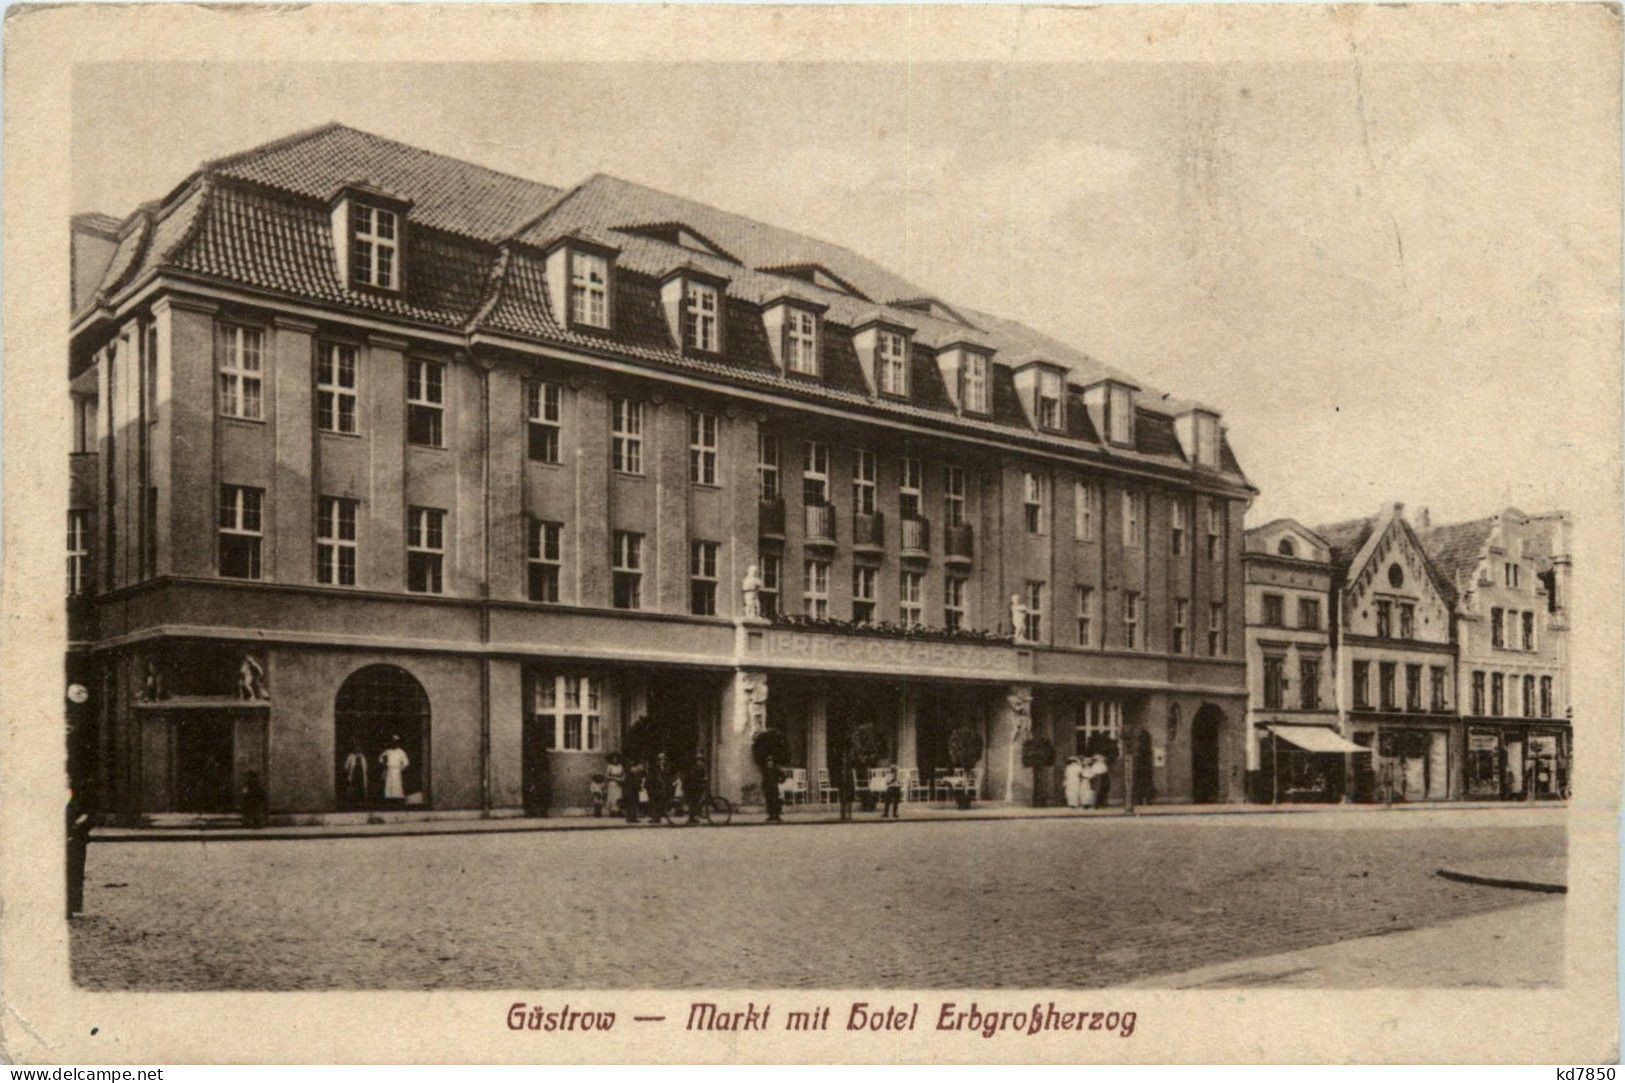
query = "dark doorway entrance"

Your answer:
(1191, 704), (1225, 803)
(334, 665), (430, 808)
(174, 717), (235, 812)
